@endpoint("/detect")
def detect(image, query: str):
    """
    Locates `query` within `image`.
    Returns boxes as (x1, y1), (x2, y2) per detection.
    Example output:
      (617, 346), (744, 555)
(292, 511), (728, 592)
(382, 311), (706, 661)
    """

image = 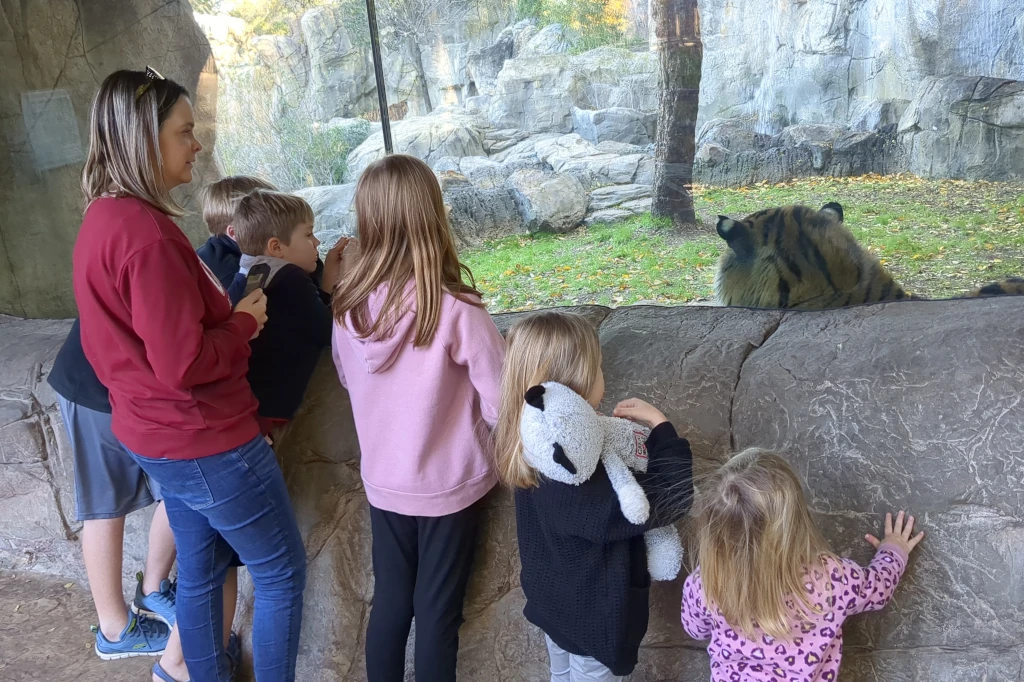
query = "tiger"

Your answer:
(713, 202), (1024, 309)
